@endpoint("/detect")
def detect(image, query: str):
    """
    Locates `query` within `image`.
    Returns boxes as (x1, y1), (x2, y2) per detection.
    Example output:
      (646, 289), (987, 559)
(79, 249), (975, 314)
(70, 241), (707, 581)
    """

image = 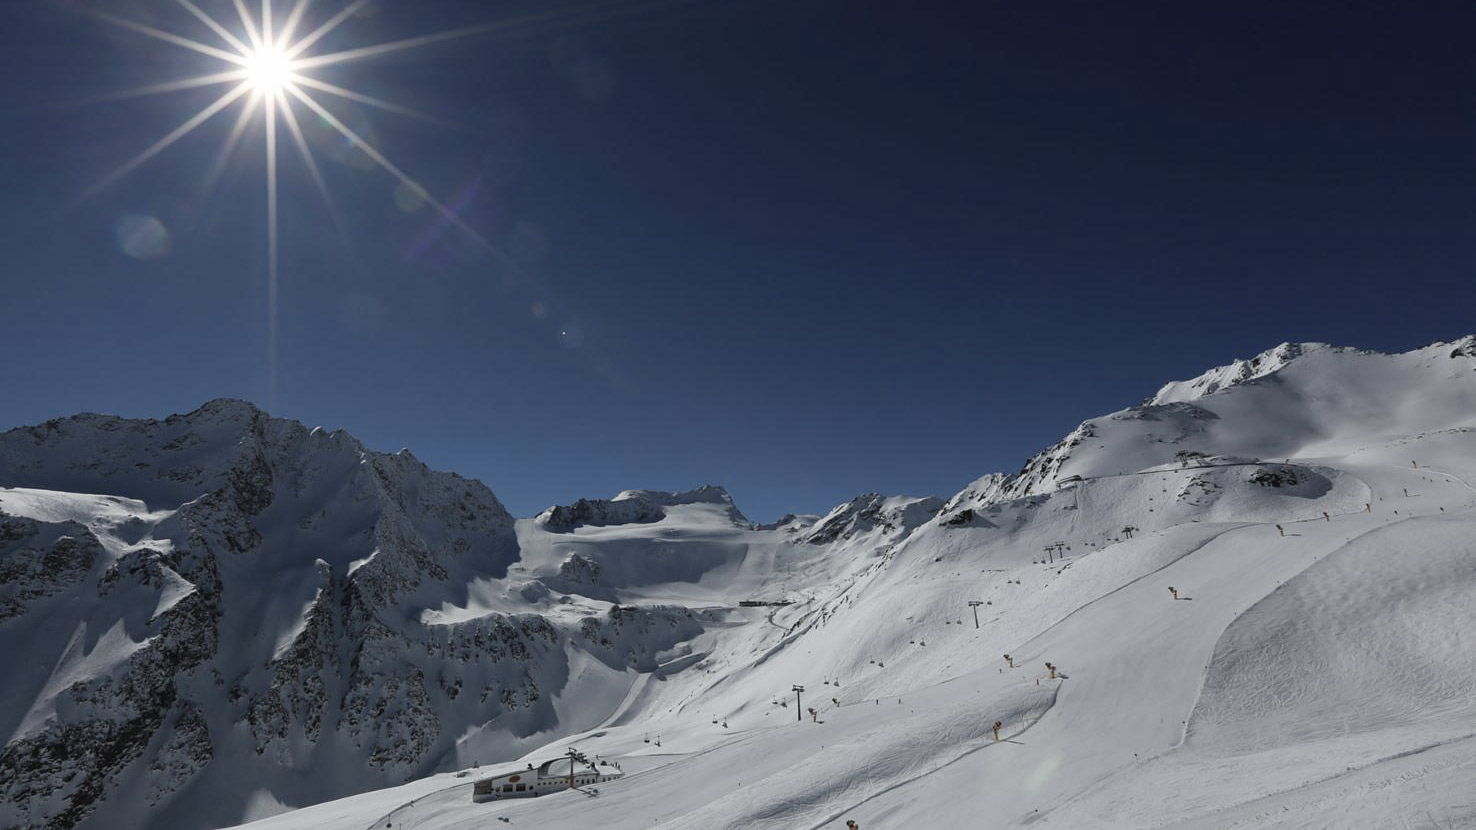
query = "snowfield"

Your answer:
(3, 337), (1475, 830)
